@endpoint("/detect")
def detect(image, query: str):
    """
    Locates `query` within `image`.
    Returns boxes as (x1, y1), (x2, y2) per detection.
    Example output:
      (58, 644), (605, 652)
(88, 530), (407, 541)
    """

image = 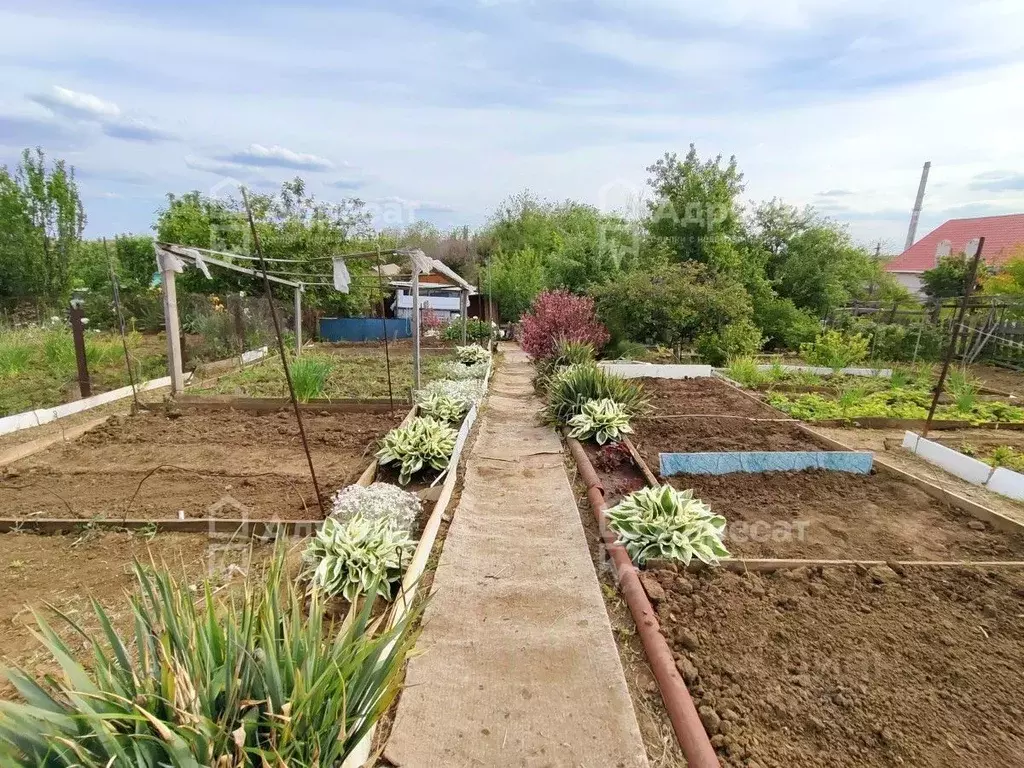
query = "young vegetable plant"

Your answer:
(416, 391), (468, 423)
(605, 485), (729, 566)
(290, 356), (333, 401)
(455, 344), (492, 365)
(567, 397), (634, 445)
(376, 416), (458, 485)
(303, 514), (415, 601)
